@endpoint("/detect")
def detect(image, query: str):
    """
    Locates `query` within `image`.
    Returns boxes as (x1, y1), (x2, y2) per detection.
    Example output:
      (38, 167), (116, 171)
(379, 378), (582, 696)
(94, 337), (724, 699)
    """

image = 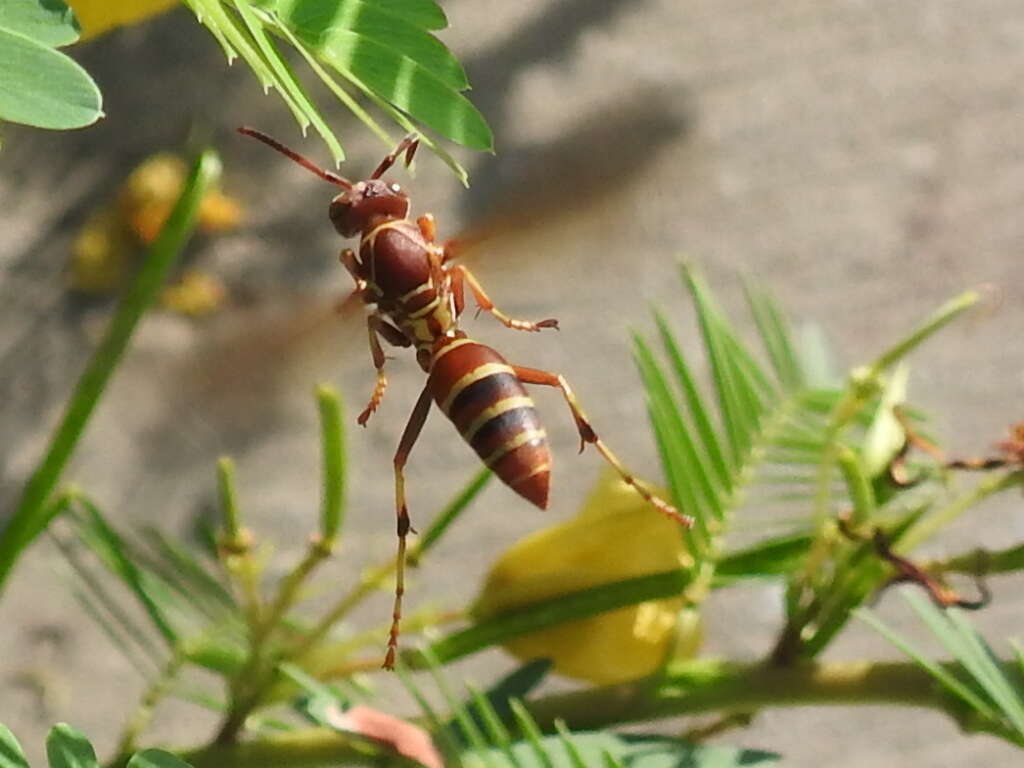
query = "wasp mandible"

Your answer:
(238, 128), (693, 668)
